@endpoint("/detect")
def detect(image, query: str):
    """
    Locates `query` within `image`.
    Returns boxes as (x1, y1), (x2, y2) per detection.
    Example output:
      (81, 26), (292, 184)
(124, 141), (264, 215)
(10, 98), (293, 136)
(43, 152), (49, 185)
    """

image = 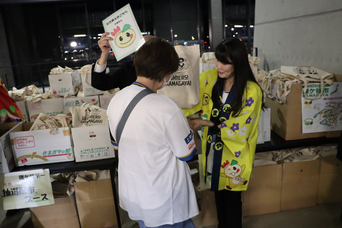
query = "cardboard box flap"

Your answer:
(333, 73), (342, 82)
(0, 122), (23, 136)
